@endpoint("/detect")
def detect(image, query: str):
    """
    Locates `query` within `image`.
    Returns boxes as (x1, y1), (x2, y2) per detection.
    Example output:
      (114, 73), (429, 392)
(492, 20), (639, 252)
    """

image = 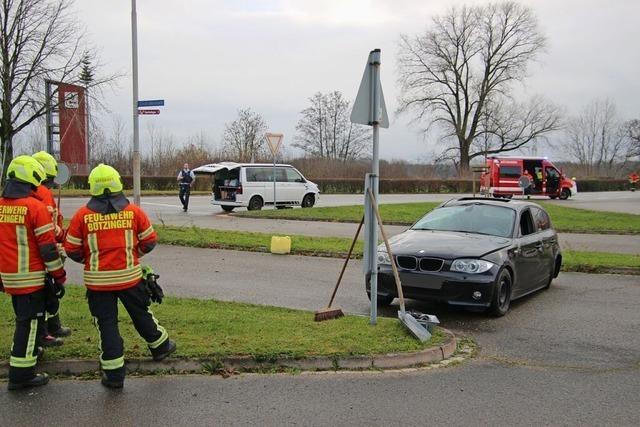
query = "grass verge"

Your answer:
(157, 226), (640, 275)
(0, 286), (444, 361)
(235, 202), (640, 234)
